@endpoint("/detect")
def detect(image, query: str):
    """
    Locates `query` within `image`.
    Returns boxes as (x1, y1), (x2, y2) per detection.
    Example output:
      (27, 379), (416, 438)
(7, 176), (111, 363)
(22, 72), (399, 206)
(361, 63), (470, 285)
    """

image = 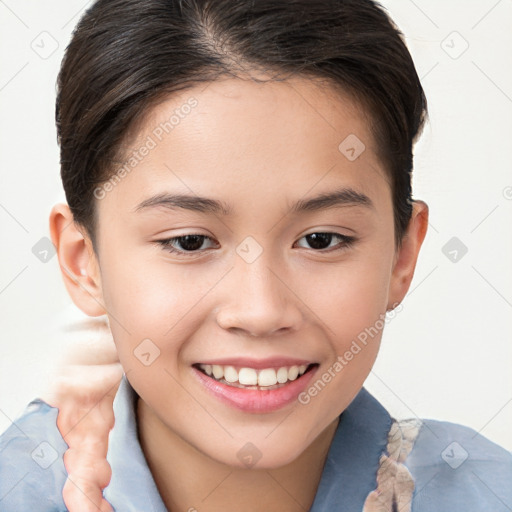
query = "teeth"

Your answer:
(288, 366), (299, 381)
(198, 363), (310, 387)
(258, 368), (277, 387)
(276, 367), (288, 384)
(212, 365), (224, 379)
(239, 367), (258, 385)
(224, 366), (238, 383)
